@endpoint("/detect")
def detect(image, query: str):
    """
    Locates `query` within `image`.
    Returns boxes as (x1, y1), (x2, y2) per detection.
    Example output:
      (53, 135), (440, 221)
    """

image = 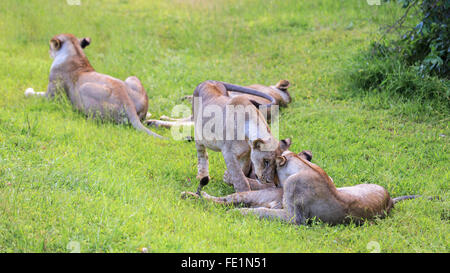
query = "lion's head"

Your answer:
(250, 138), (291, 186)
